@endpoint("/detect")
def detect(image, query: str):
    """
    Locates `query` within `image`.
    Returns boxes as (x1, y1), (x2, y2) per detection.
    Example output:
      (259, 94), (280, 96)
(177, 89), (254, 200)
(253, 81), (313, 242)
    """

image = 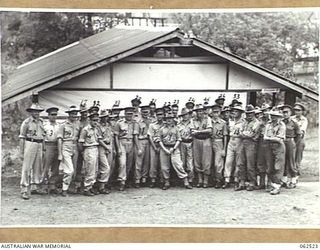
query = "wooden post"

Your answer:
(284, 90), (297, 106)
(272, 93), (276, 107)
(249, 91), (257, 106)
